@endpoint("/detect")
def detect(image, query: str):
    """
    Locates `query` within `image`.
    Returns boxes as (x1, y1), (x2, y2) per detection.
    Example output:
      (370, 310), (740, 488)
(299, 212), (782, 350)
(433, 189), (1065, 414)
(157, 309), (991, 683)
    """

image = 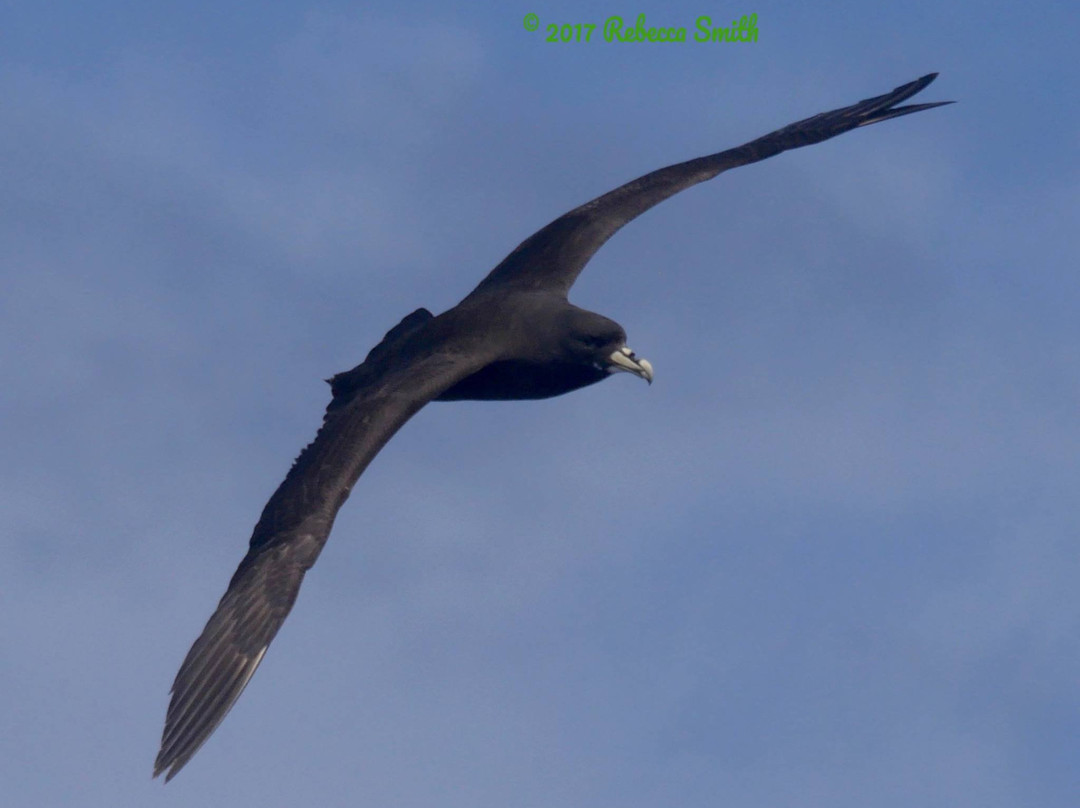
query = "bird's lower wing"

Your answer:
(153, 542), (299, 780)
(473, 73), (951, 298)
(154, 345), (495, 781)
